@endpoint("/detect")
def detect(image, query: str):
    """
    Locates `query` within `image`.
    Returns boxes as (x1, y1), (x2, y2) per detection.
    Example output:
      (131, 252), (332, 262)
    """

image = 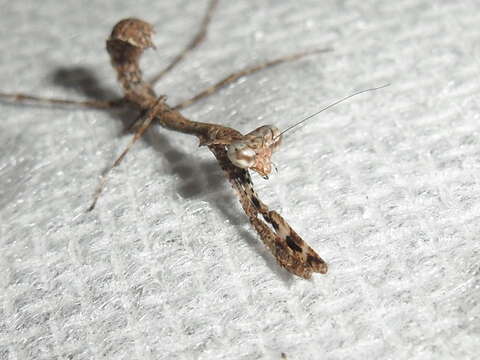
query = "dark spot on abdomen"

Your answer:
(251, 196), (260, 209)
(271, 220), (279, 231)
(286, 235), (302, 252)
(307, 254), (323, 265)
